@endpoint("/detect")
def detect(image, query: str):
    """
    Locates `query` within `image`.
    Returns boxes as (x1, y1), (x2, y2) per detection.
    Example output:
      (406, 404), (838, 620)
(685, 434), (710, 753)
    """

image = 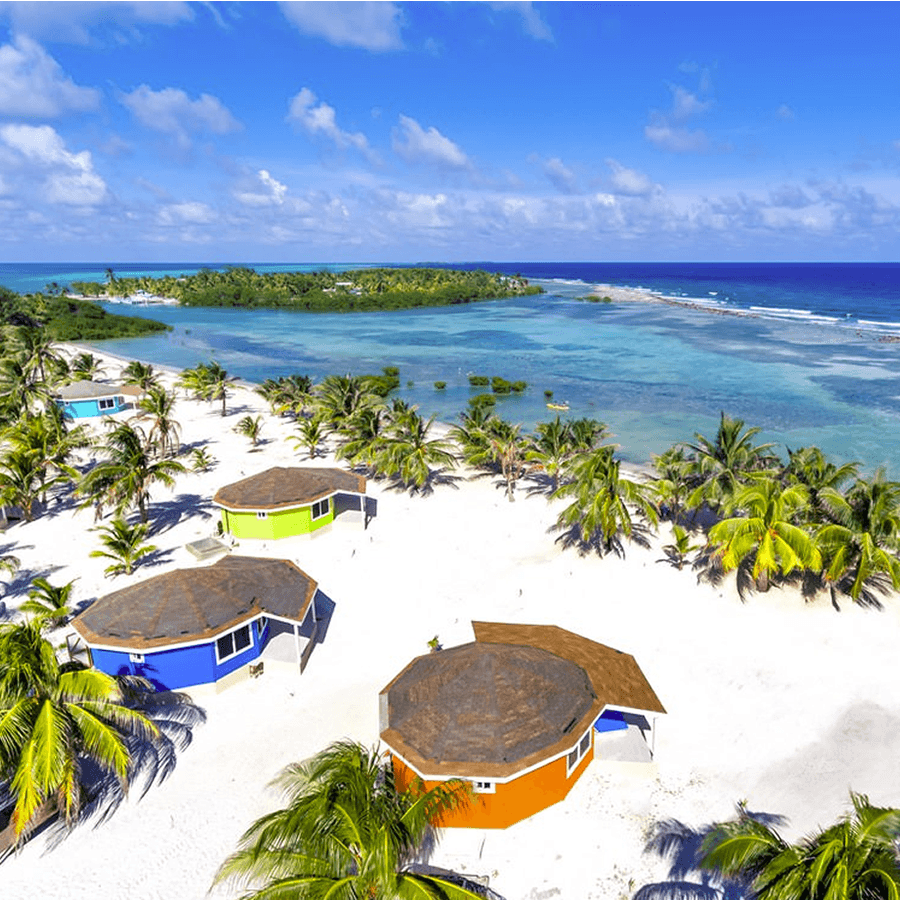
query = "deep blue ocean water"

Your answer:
(2, 261), (900, 471)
